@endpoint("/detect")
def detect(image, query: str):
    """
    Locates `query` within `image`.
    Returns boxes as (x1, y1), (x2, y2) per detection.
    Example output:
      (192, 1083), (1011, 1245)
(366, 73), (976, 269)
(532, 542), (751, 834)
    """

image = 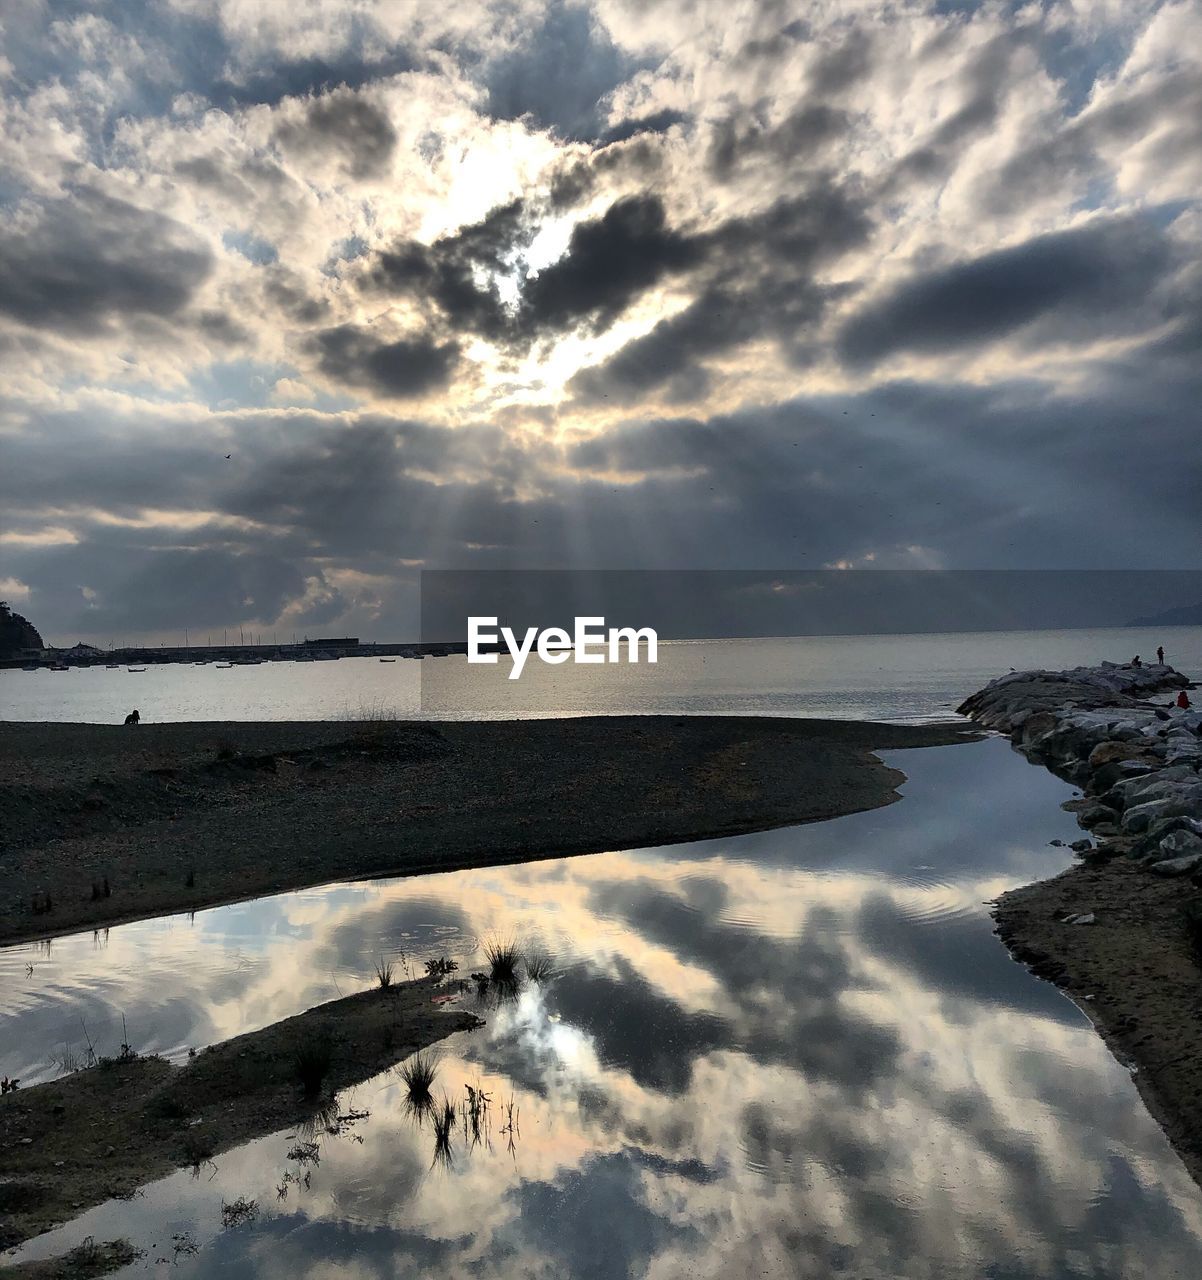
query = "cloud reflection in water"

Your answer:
(5, 739), (1202, 1277)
